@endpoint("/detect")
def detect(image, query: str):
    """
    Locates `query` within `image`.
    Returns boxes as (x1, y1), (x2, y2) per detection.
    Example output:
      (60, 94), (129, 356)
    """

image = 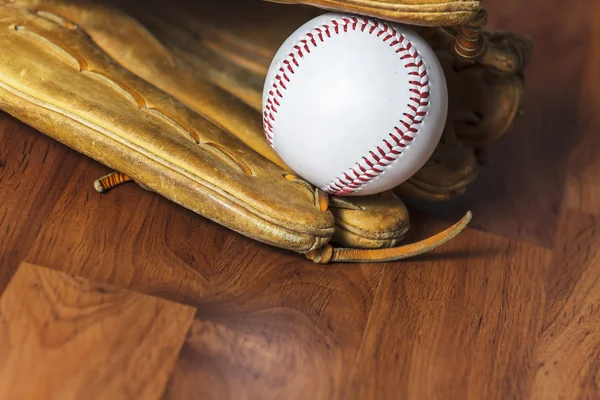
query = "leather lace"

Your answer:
(306, 211), (472, 264)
